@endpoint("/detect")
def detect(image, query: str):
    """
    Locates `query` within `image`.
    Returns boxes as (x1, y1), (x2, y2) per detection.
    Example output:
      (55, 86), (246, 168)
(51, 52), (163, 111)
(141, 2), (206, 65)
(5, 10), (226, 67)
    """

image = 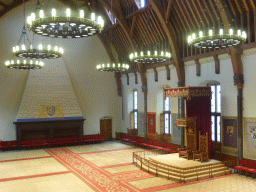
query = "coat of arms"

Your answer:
(250, 127), (256, 140)
(46, 105), (55, 116)
(38, 101), (64, 118)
